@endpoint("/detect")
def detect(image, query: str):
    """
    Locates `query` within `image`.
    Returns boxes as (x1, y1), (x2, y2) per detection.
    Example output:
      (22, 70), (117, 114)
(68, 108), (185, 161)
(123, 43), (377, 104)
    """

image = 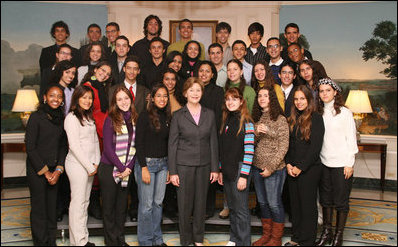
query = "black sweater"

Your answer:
(285, 111), (325, 172)
(135, 108), (170, 167)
